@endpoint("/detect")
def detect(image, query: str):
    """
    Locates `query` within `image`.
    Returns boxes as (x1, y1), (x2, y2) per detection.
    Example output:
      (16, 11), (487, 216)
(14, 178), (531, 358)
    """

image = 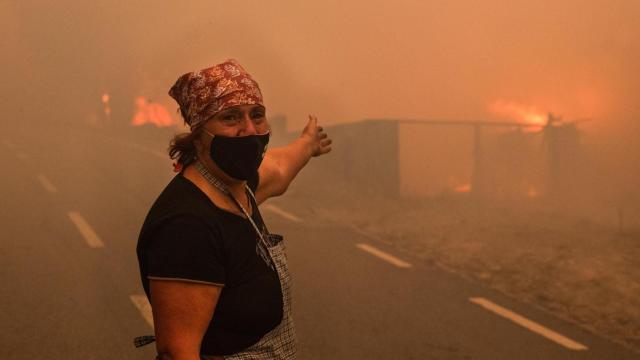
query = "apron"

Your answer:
(203, 232), (297, 360)
(198, 161), (297, 359)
